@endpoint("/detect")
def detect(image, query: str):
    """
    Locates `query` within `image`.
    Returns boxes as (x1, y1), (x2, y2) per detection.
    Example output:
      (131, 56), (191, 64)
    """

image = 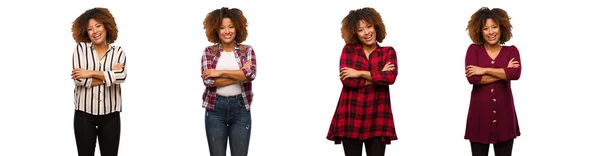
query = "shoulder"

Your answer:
(111, 44), (125, 52)
(239, 44), (254, 51)
(342, 44), (360, 53)
(503, 45), (519, 52)
(468, 43), (483, 50)
(379, 45), (396, 53)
